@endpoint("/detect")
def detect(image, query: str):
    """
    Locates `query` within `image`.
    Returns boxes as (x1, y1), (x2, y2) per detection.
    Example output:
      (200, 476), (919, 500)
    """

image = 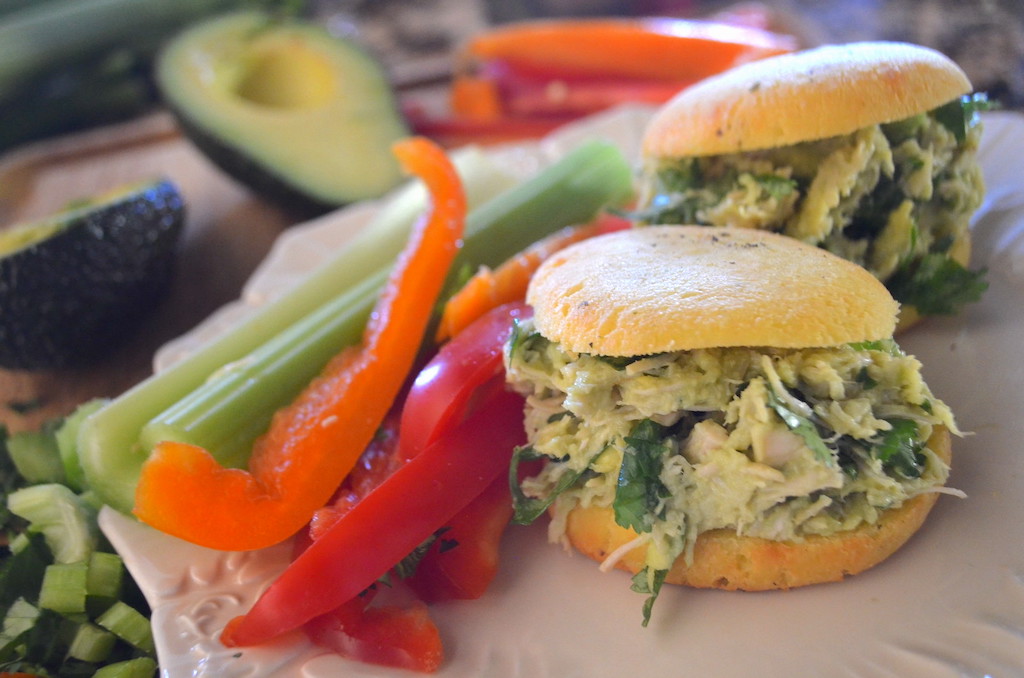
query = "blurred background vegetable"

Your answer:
(0, 0), (308, 154)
